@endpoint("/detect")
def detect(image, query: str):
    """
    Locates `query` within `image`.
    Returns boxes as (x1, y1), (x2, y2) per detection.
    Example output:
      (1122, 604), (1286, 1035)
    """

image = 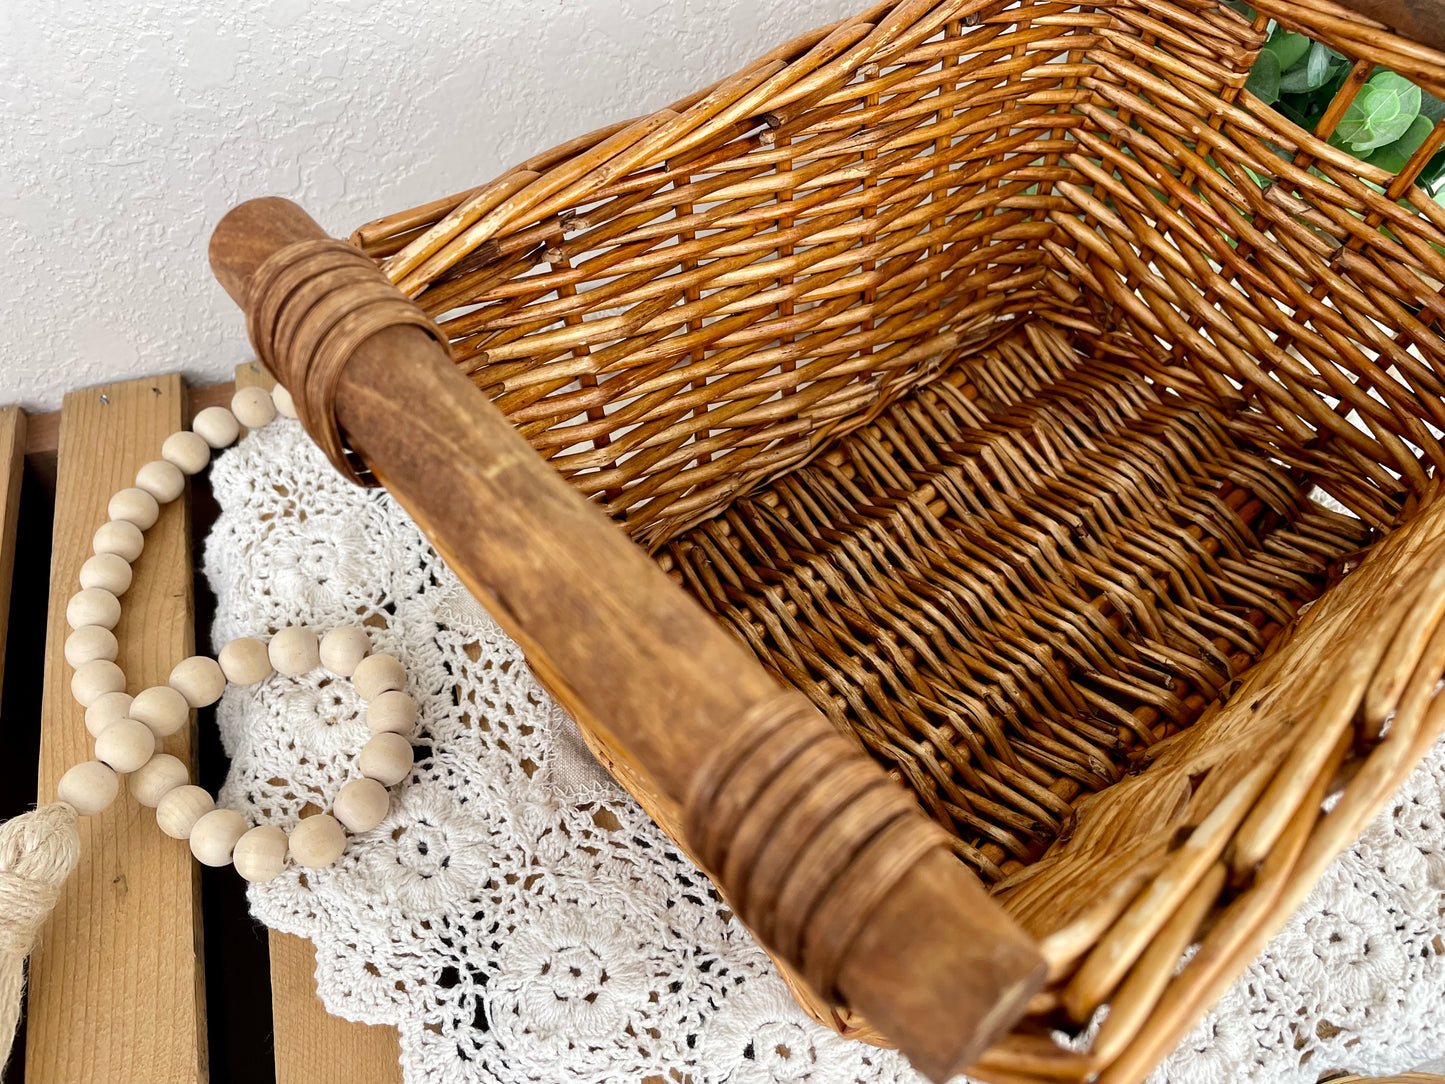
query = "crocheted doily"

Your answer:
(203, 418), (1445, 1084)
